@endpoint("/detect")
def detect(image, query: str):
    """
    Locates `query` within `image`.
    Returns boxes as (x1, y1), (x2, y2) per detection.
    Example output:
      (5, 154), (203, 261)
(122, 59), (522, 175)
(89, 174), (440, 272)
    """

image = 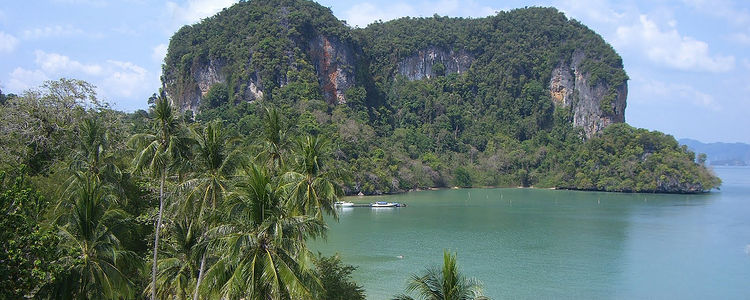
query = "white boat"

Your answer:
(334, 201), (354, 207)
(370, 201), (397, 207)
